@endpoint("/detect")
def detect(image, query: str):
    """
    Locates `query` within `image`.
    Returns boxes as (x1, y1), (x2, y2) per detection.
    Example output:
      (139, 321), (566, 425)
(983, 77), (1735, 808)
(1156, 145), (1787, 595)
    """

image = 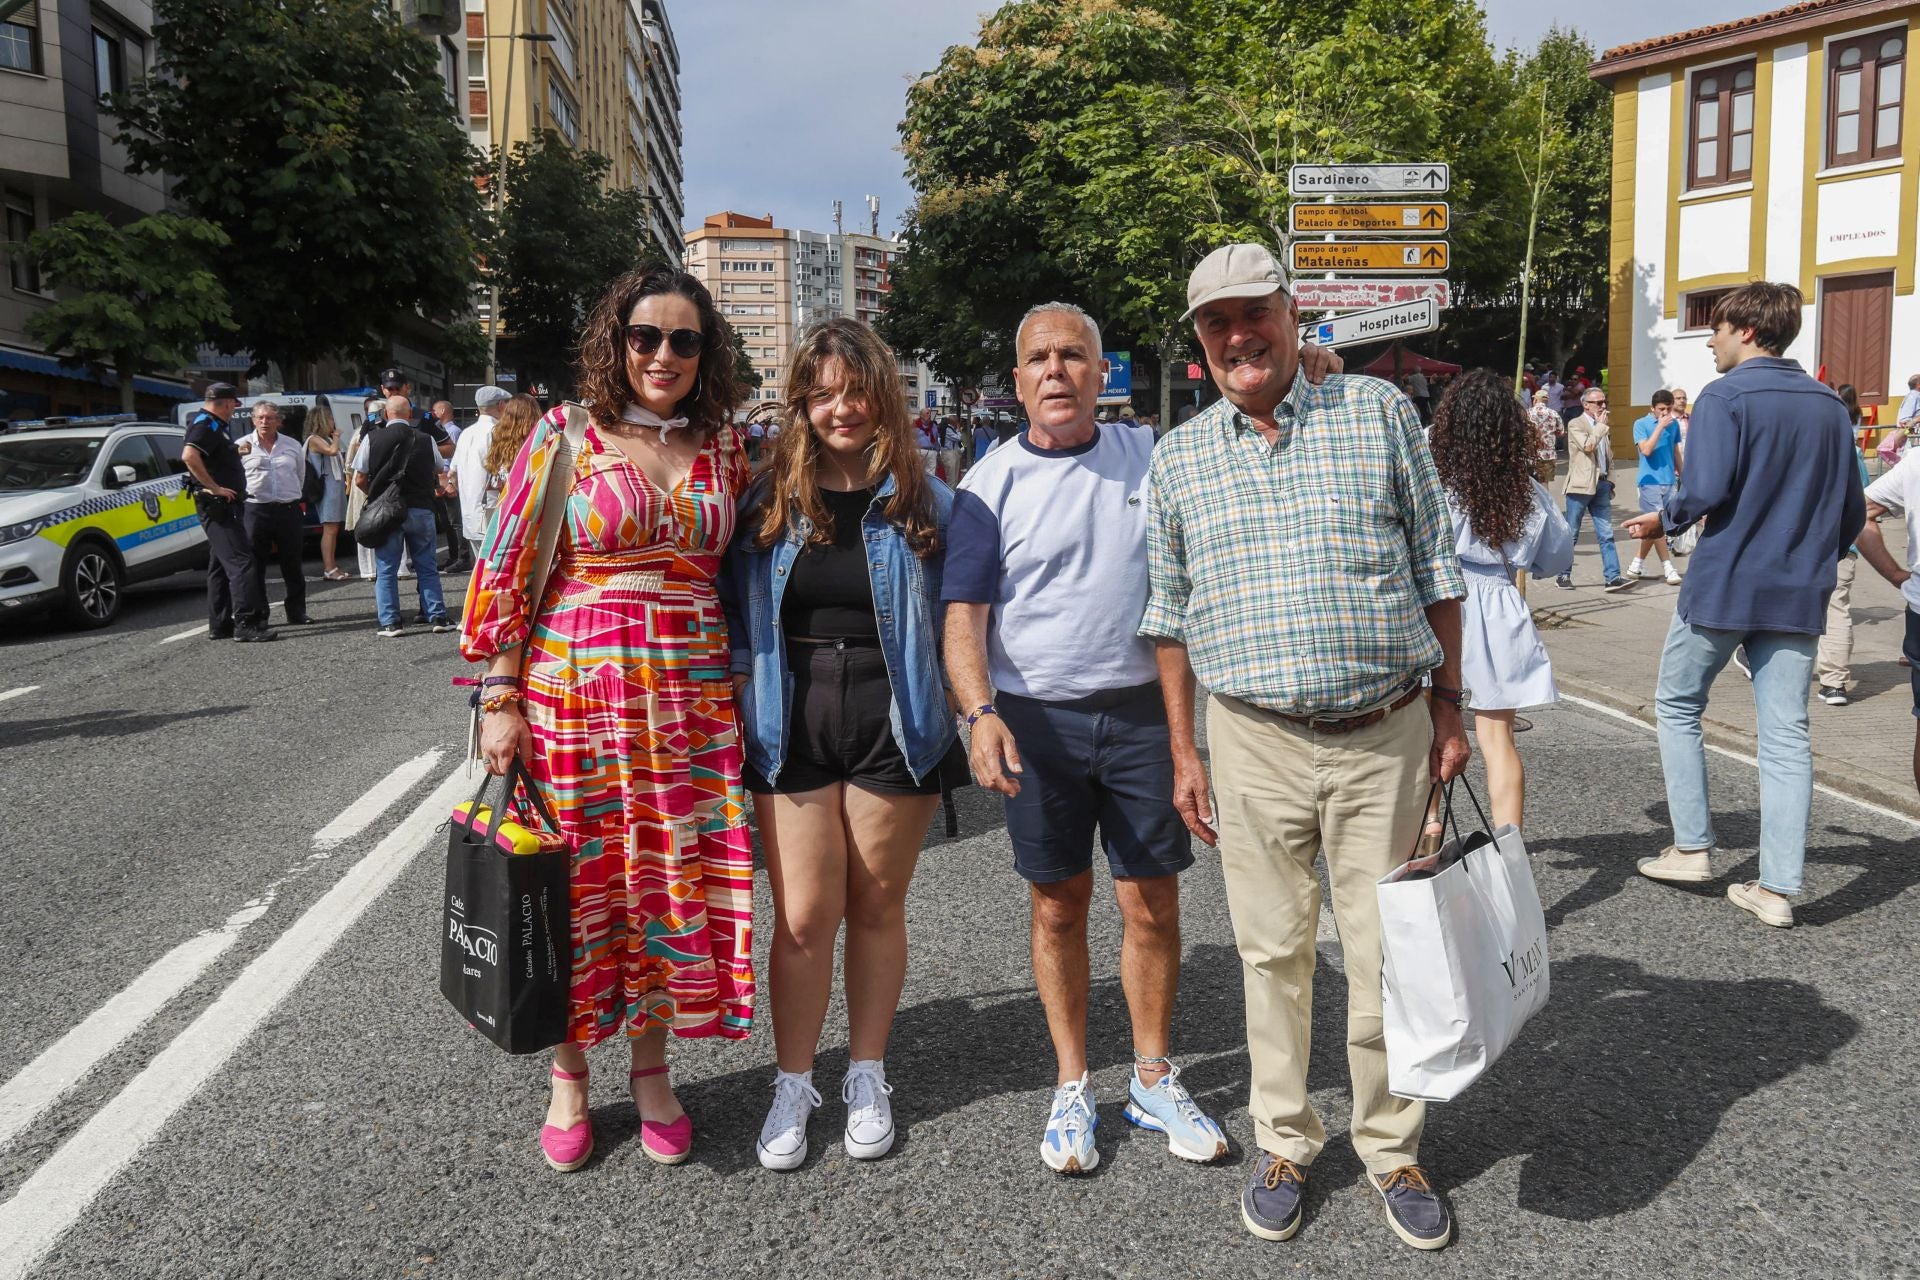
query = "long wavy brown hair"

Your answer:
(1429, 368), (1536, 550)
(752, 317), (940, 558)
(574, 264), (740, 433)
(484, 393), (544, 476)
